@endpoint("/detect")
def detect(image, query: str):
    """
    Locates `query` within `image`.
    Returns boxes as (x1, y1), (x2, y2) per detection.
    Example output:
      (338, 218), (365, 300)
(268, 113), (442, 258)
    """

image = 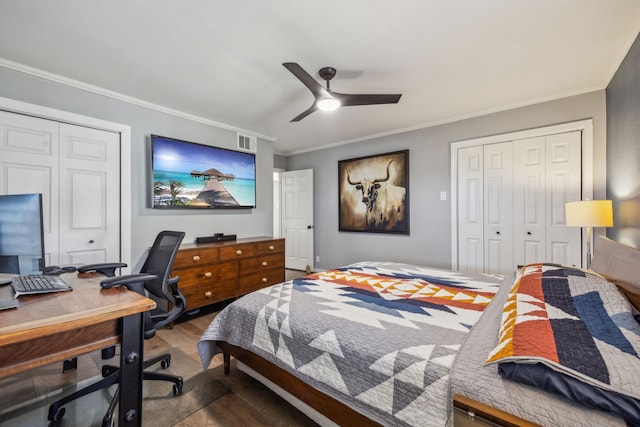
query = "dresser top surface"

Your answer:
(179, 236), (283, 250)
